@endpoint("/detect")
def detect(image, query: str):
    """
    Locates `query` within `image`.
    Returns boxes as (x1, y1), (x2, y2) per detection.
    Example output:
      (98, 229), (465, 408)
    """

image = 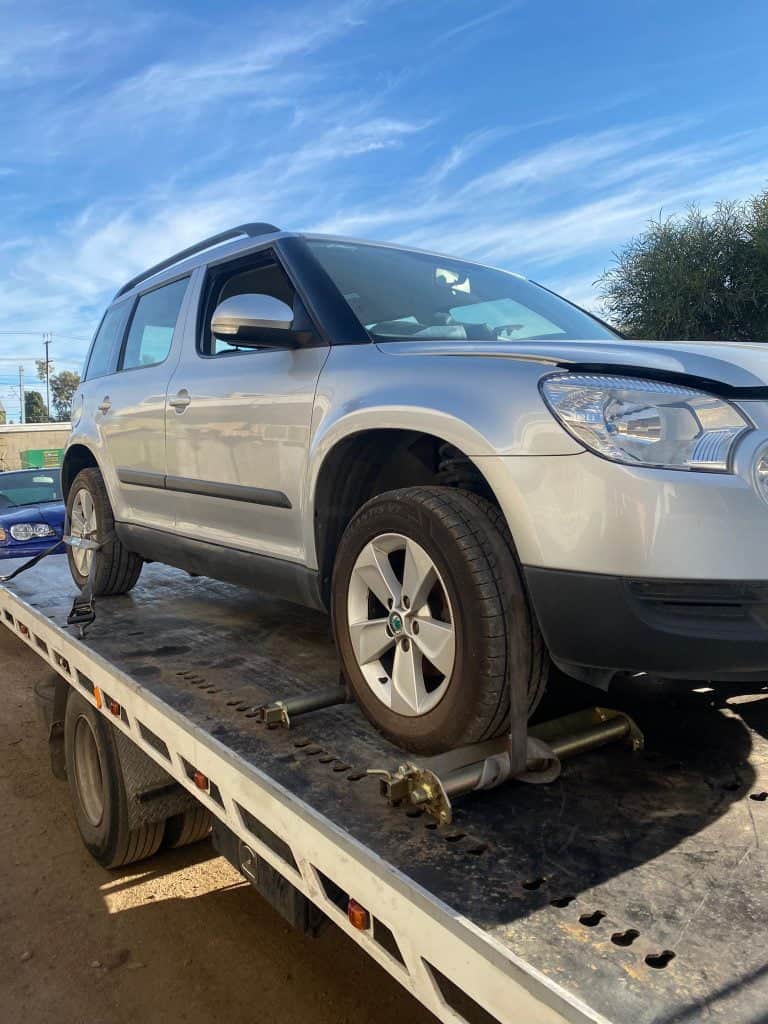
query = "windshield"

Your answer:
(307, 240), (618, 343)
(0, 469), (62, 509)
